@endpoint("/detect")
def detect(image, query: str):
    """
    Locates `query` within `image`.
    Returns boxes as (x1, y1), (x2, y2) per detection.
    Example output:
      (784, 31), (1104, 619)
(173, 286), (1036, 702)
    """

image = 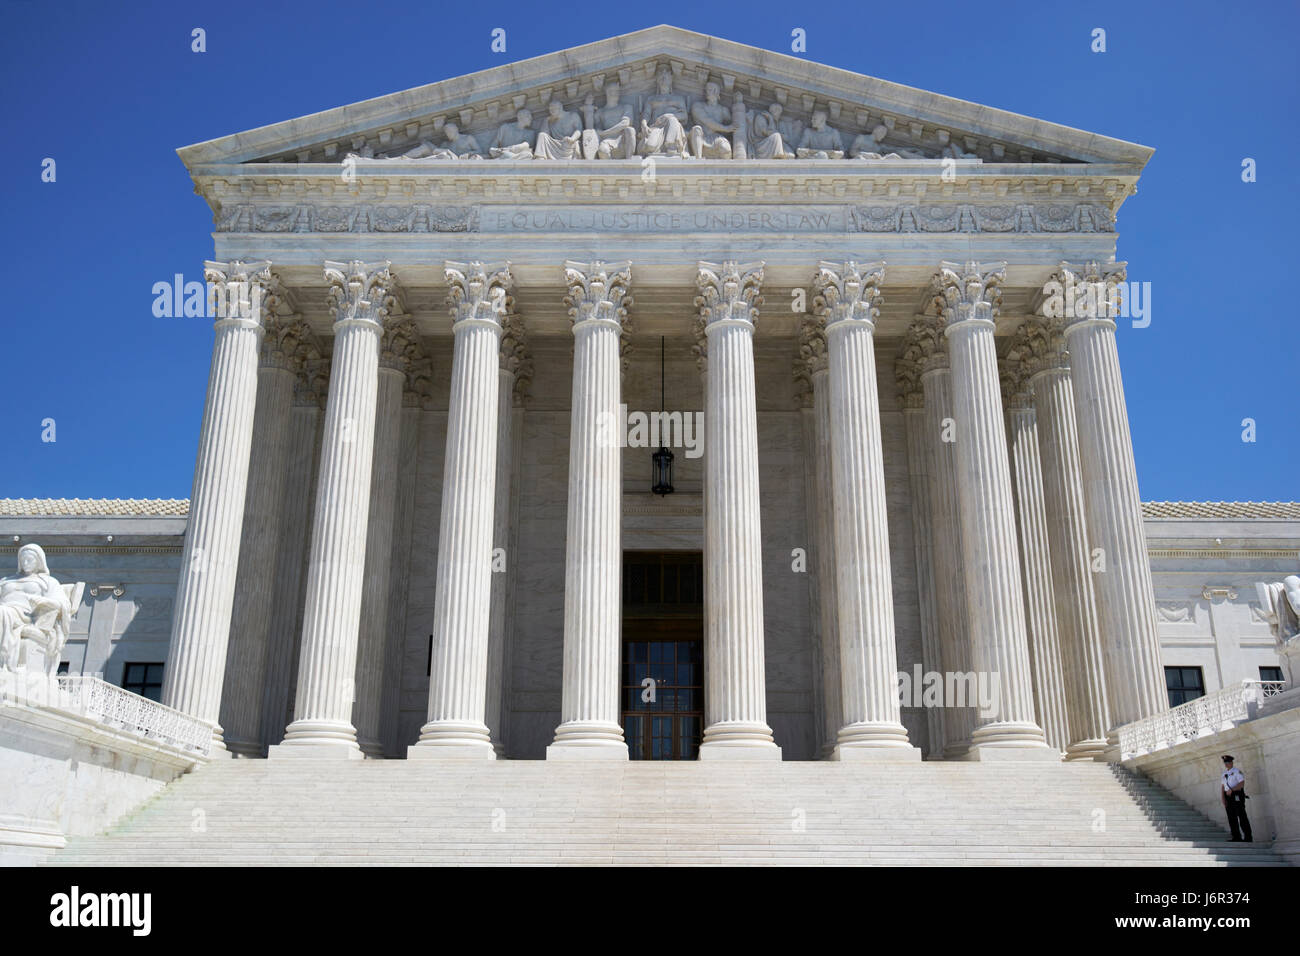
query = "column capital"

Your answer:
(893, 321), (935, 410)
(445, 260), (513, 329)
(931, 260), (1006, 332)
(1048, 260), (1128, 332)
(260, 315), (317, 373)
(812, 260), (885, 333)
(500, 313), (534, 406)
(204, 259), (277, 332)
(696, 260), (764, 330)
(563, 260), (633, 330)
(324, 260), (397, 330)
(1010, 317), (1071, 383)
(403, 356), (433, 408)
(378, 315), (422, 373)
